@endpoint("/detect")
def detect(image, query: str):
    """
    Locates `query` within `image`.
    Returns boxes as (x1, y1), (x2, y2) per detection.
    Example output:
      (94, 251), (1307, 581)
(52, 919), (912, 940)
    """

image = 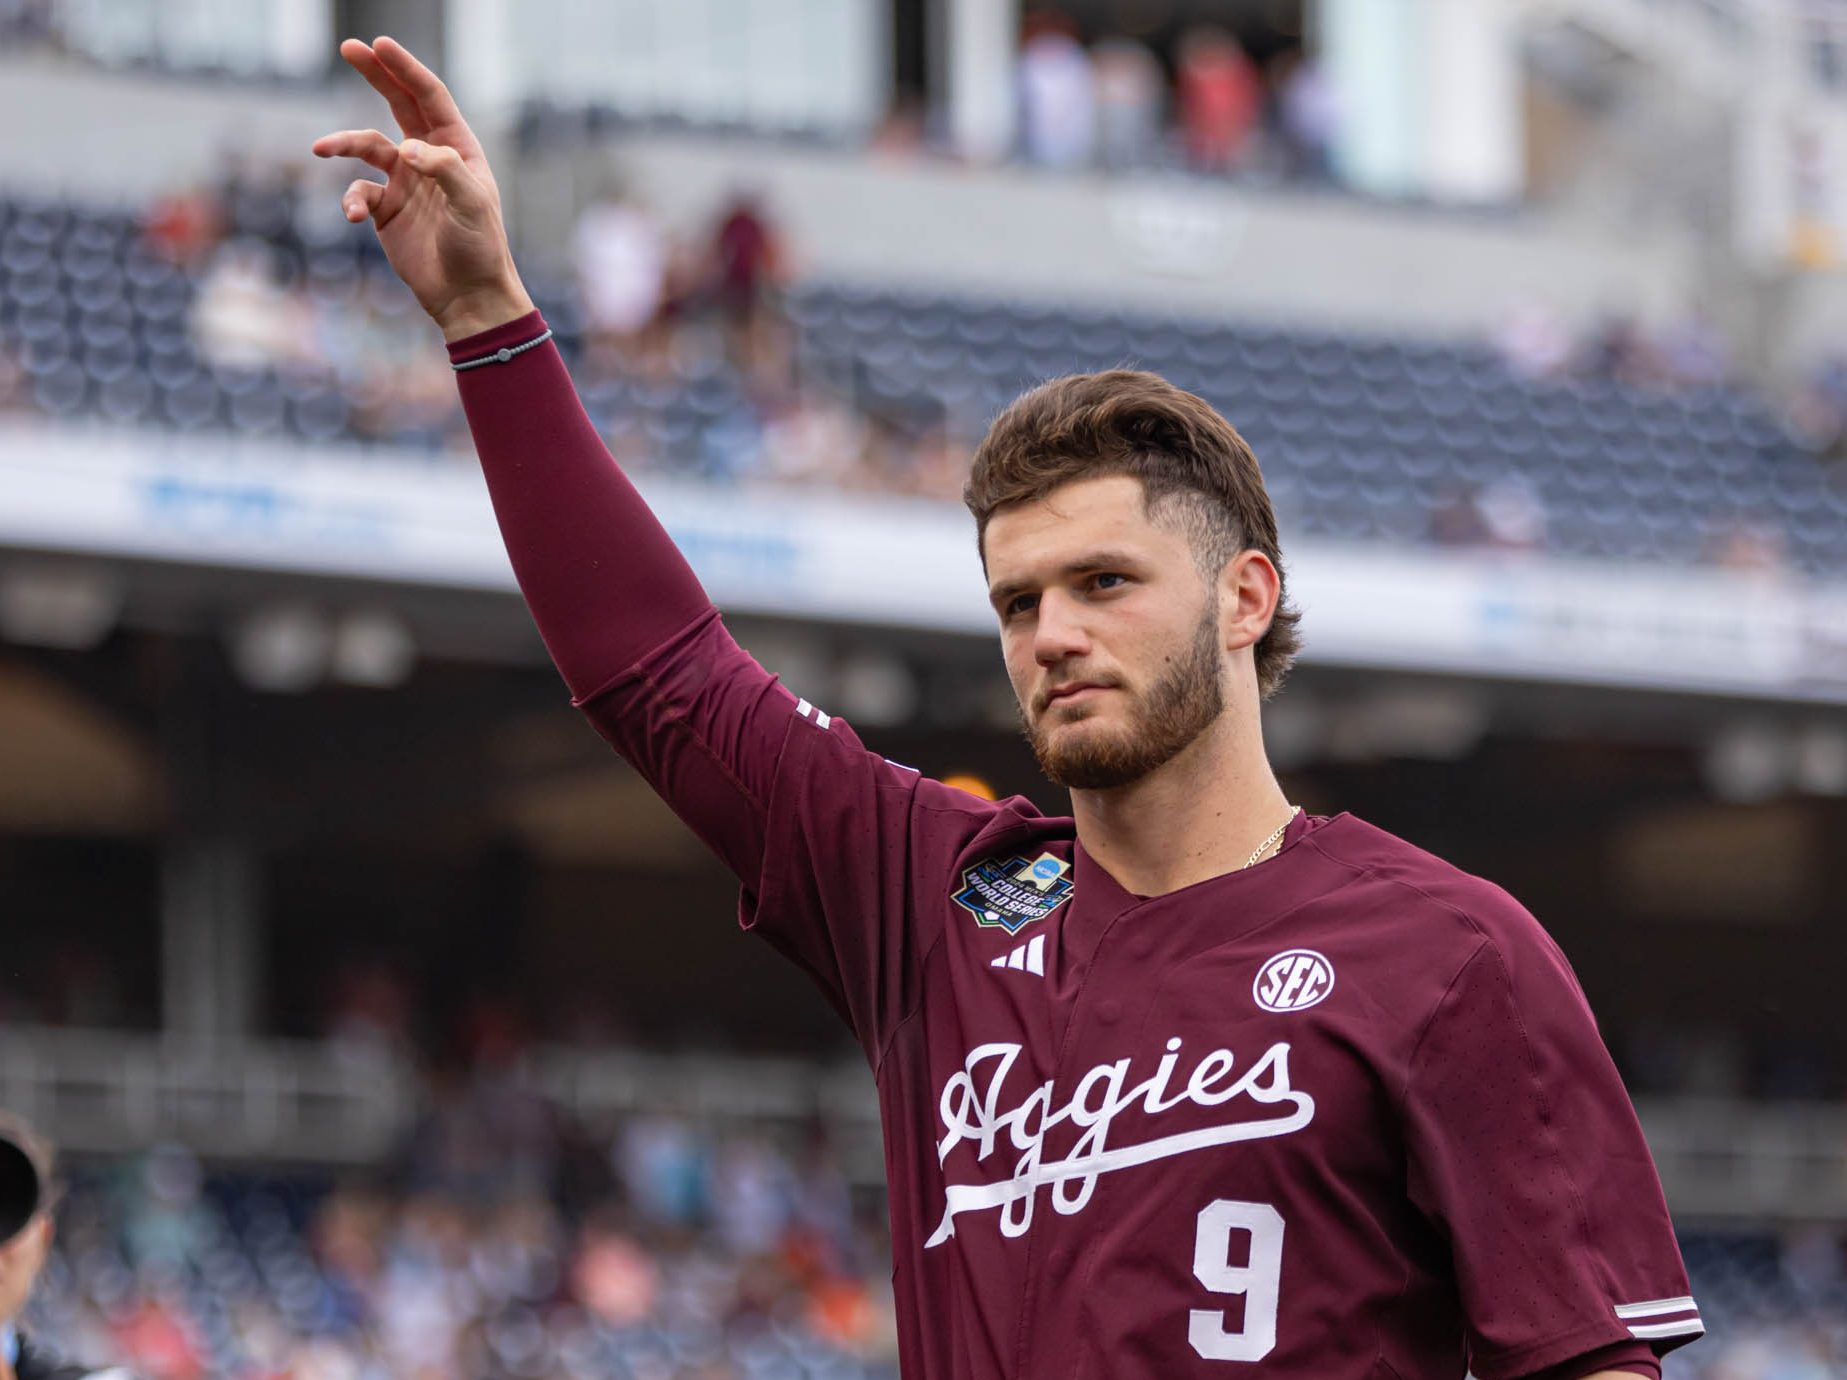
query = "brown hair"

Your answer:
(965, 370), (1302, 699)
